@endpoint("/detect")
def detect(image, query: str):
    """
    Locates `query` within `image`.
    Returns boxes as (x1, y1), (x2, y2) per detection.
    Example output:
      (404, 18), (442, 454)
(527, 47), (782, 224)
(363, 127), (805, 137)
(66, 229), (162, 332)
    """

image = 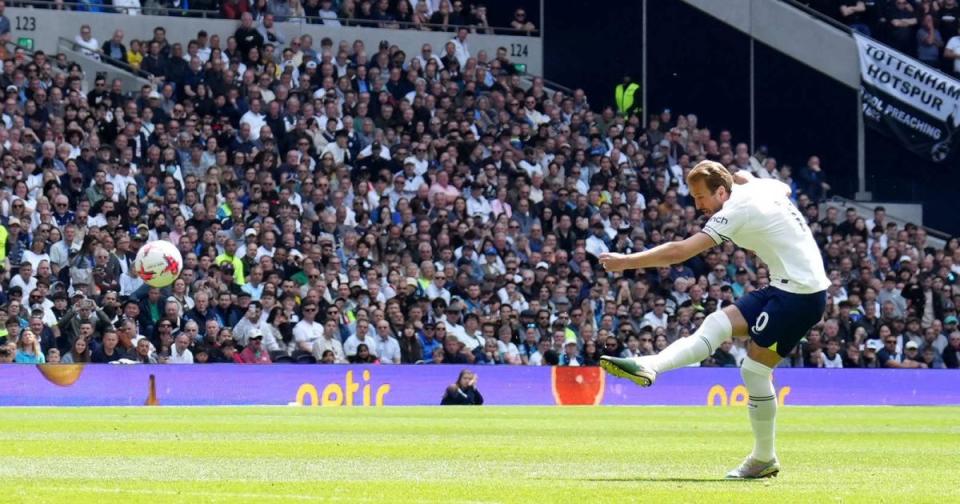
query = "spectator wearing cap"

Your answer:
(860, 339), (882, 368)
(238, 329), (271, 364)
(441, 303), (474, 350)
(4, 216), (24, 266)
(478, 248), (505, 278)
(417, 321), (442, 362)
(901, 340), (926, 366)
(559, 340), (582, 366)
(730, 268), (750, 299)
(943, 315), (960, 337)
(877, 331), (926, 368)
(585, 222), (610, 259)
(215, 250), (245, 286)
(466, 184), (492, 223)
